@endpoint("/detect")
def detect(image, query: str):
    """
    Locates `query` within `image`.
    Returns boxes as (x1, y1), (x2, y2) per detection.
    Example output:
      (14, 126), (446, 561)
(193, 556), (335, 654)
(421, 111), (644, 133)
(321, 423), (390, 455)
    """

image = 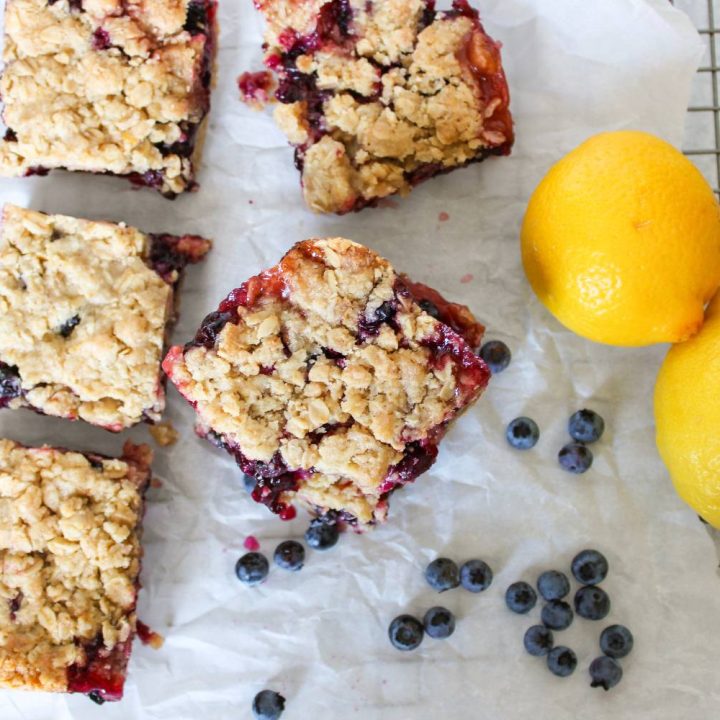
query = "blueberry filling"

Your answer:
(185, 0), (210, 34)
(58, 314), (81, 338)
(190, 311), (234, 349)
(357, 299), (398, 340)
(3, 128), (17, 142)
(419, 299), (440, 319)
(92, 27), (111, 50)
(88, 691), (105, 705)
(0, 363), (21, 406)
(8, 593), (22, 621)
